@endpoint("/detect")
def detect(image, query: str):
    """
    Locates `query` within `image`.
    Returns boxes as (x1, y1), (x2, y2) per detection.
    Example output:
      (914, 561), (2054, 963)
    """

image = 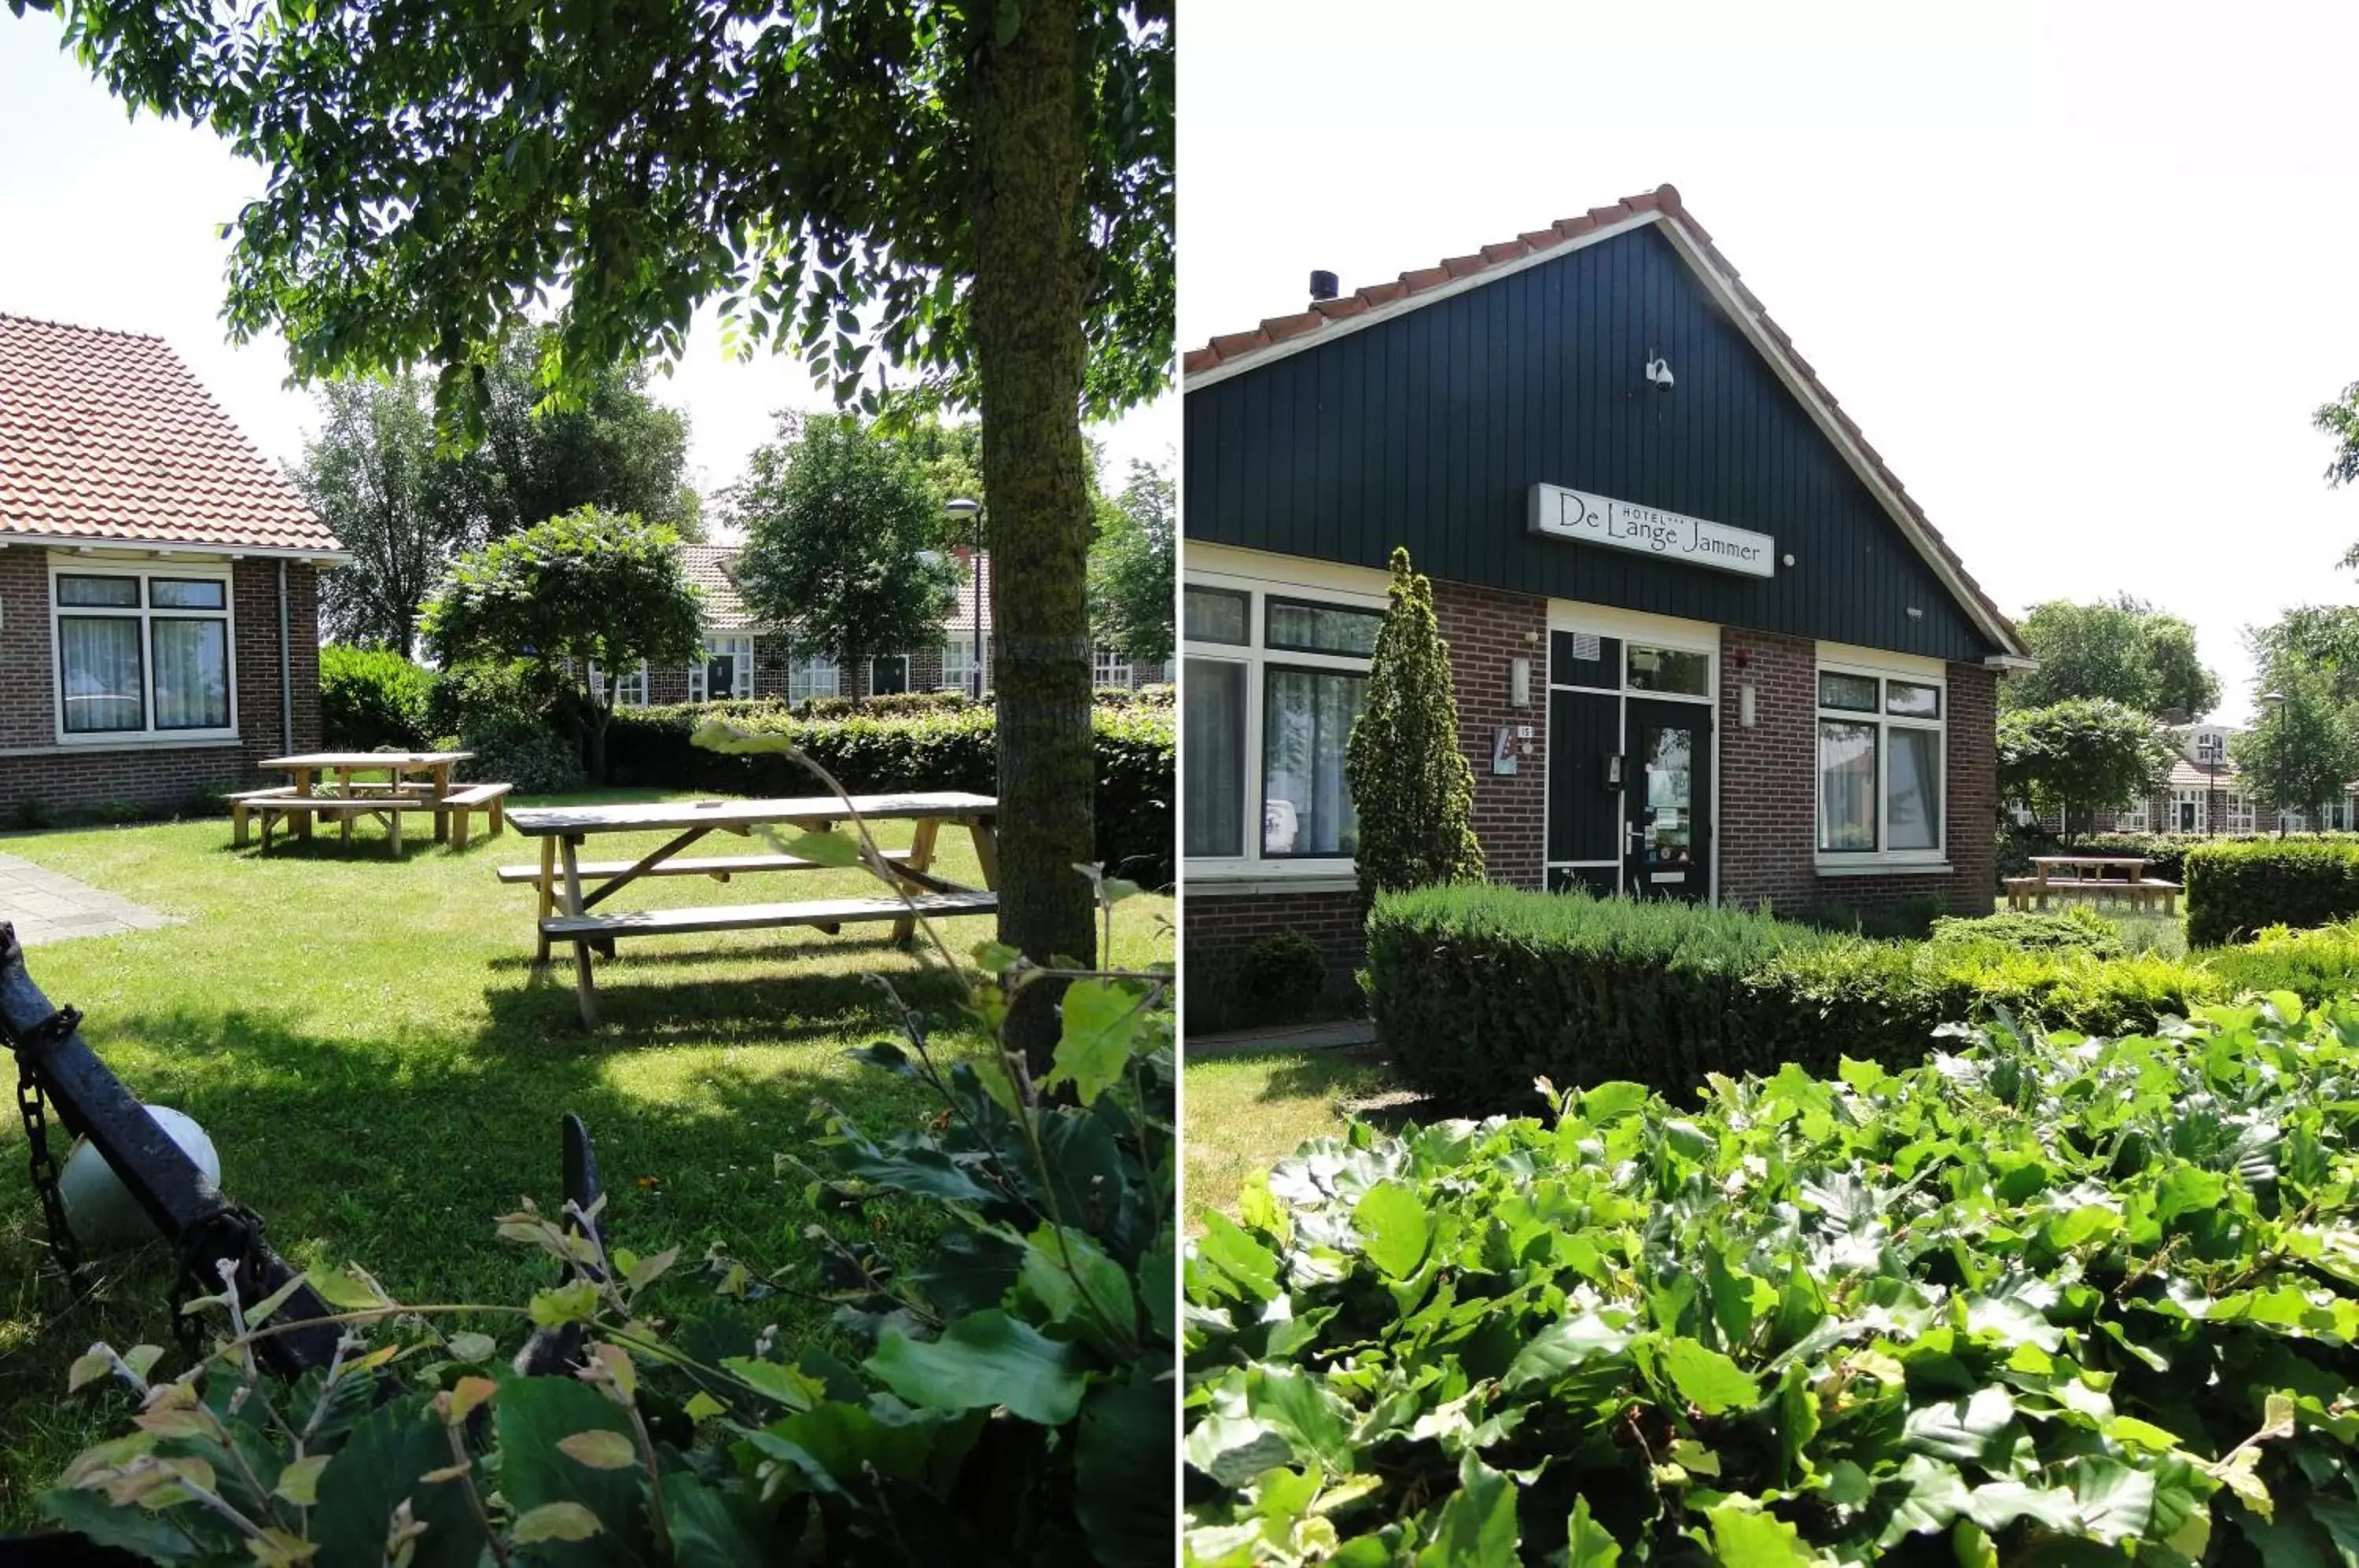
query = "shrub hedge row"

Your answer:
(1365, 885), (2225, 1102)
(1997, 826), (2359, 889)
(605, 698), (1176, 887)
(2185, 837), (2359, 948)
